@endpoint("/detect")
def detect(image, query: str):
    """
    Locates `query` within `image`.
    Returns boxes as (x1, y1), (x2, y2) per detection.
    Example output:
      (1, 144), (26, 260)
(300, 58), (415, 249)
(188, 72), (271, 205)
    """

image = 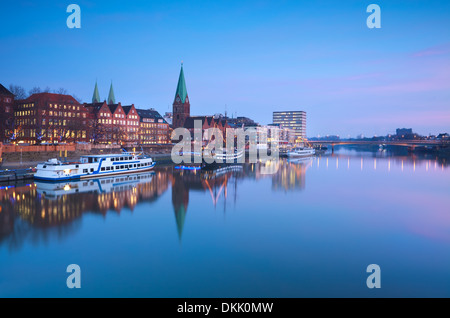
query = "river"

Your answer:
(0, 147), (449, 297)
